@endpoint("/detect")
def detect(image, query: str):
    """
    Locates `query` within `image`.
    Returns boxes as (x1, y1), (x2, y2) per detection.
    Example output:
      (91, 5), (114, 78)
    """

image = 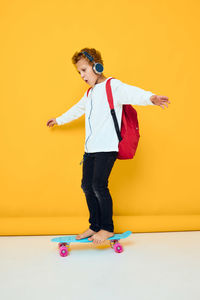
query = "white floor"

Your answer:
(0, 231), (200, 300)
